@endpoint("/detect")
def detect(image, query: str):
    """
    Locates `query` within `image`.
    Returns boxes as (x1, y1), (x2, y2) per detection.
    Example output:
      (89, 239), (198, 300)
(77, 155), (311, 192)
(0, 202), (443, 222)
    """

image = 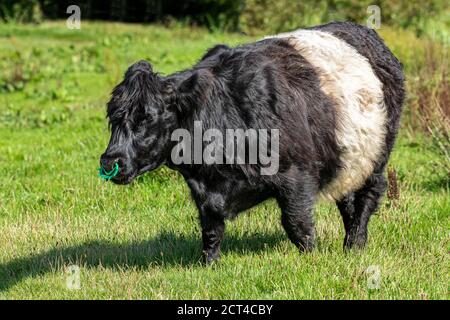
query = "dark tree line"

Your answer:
(1, 0), (447, 37)
(39, 0), (241, 25)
